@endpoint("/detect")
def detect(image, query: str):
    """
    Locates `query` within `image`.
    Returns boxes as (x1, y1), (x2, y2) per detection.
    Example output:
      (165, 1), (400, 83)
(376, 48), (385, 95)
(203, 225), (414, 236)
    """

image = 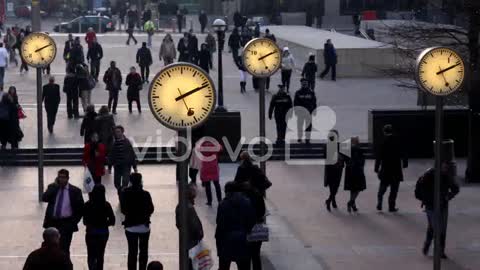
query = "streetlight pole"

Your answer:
(32, 0), (44, 202)
(212, 18), (227, 112)
(433, 96), (443, 270)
